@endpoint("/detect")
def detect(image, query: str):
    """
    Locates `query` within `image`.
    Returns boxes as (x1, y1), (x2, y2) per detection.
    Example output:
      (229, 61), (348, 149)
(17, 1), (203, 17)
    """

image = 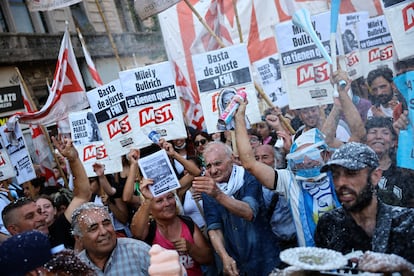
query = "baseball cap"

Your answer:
(321, 142), (379, 172)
